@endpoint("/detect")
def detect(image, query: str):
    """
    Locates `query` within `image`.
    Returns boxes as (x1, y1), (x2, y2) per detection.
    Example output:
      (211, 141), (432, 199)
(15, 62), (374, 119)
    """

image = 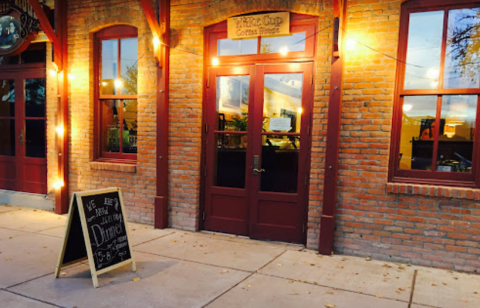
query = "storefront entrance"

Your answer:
(203, 62), (313, 243)
(0, 68), (47, 194)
